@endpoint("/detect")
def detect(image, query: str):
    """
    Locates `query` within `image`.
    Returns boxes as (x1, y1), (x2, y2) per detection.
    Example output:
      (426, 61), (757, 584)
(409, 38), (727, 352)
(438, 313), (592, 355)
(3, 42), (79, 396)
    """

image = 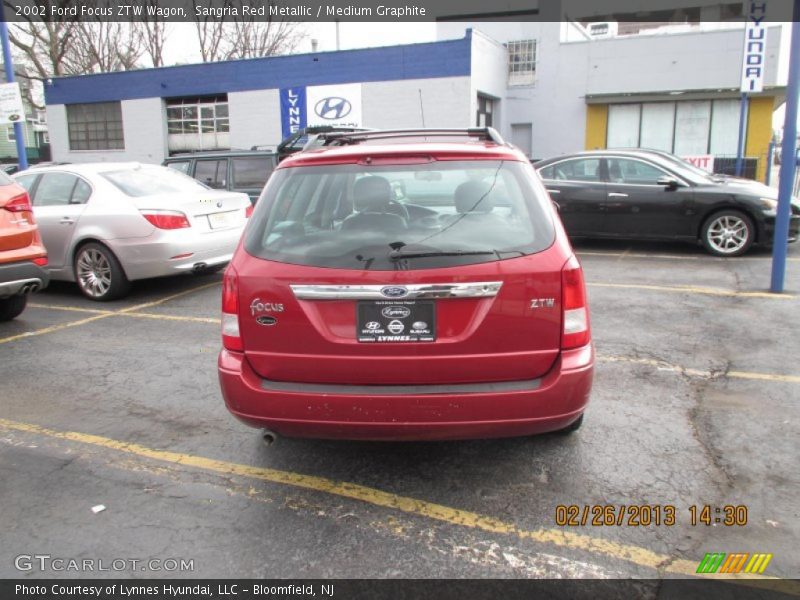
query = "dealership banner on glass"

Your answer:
(280, 84), (363, 138)
(0, 82), (26, 125)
